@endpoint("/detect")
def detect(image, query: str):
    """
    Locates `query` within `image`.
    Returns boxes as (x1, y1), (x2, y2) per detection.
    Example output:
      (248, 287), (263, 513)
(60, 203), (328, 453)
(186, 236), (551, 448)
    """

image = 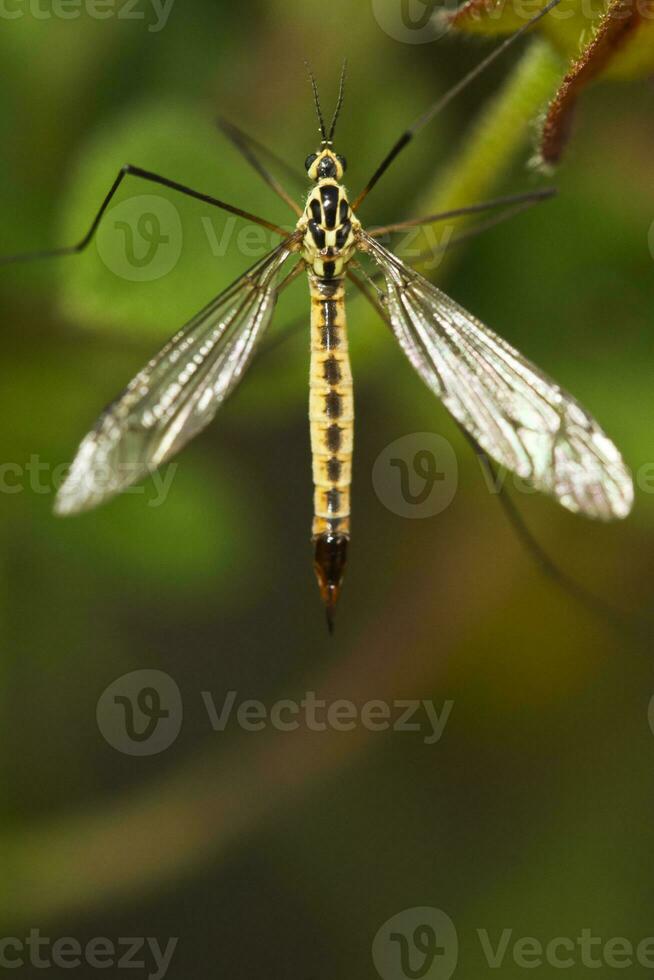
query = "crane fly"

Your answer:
(1, 0), (633, 631)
